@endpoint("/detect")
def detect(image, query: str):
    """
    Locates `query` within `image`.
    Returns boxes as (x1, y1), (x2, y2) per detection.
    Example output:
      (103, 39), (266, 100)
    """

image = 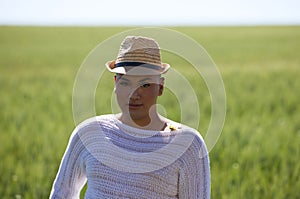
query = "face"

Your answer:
(115, 74), (164, 125)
